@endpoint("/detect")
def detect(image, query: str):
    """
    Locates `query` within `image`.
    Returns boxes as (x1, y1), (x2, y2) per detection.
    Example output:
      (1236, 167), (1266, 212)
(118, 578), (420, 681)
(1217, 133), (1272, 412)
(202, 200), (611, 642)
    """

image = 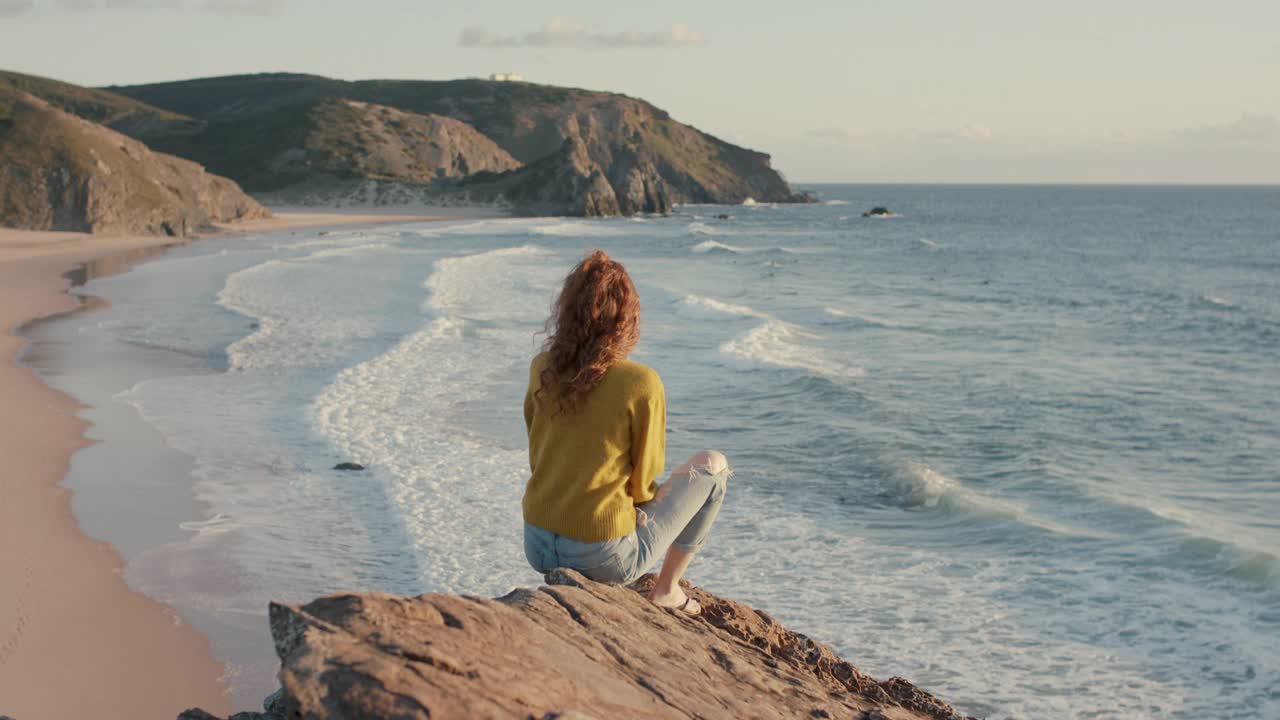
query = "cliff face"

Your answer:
(465, 137), (629, 217)
(179, 569), (973, 720)
(458, 134), (674, 216)
(0, 86), (267, 236)
(3, 70), (811, 219)
(107, 74), (812, 216)
(305, 100), (522, 182)
(131, 96), (523, 195)
(407, 82), (803, 212)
